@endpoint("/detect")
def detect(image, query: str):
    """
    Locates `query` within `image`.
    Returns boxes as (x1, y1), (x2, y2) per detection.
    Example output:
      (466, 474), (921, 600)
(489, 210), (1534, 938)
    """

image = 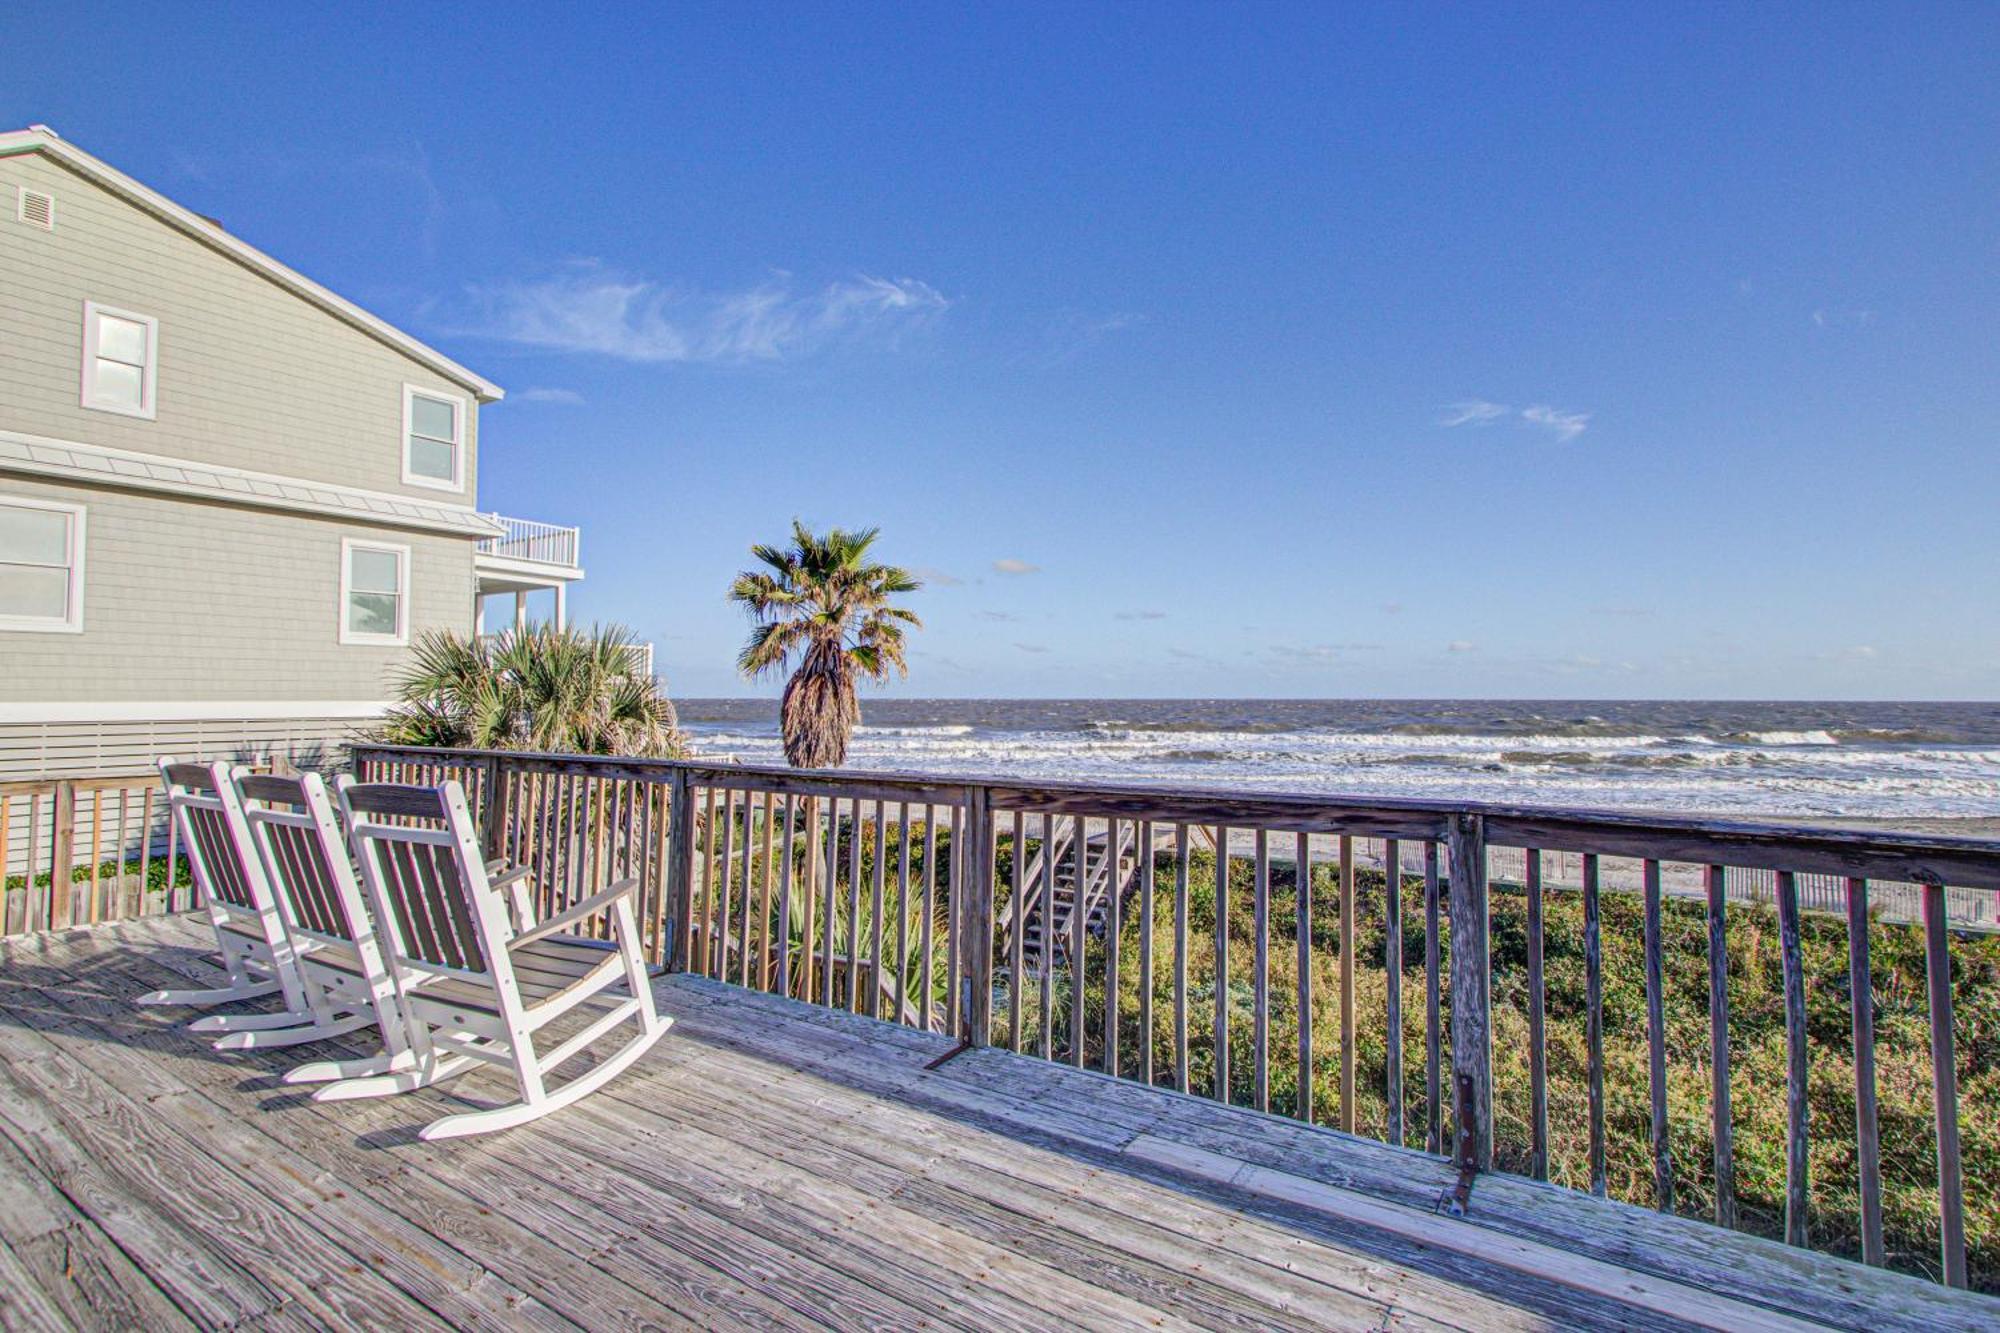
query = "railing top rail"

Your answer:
(351, 741), (2000, 890)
